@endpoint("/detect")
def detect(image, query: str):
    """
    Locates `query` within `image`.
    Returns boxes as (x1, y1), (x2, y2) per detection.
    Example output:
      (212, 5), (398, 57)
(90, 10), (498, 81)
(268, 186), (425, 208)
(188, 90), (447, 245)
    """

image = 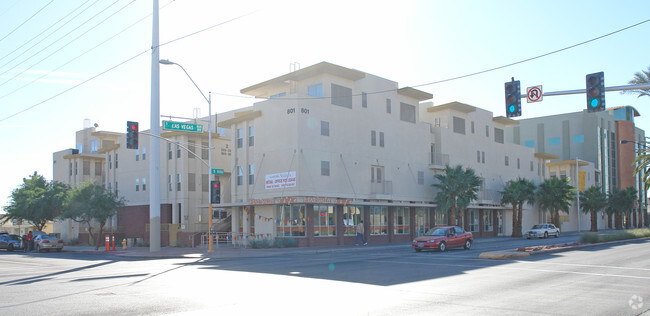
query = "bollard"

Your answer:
(105, 234), (110, 251)
(111, 234), (115, 251)
(122, 238), (127, 250)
